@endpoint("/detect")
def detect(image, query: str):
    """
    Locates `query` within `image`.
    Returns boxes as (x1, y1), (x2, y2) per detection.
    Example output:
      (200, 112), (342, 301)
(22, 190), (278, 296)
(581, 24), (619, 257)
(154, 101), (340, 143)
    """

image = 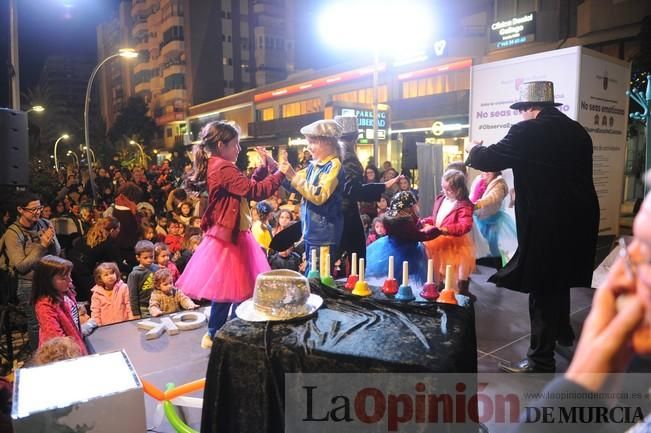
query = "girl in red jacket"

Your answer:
(31, 255), (88, 355)
(176, 121), (289, 349)
(422, 169), (476, 299)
